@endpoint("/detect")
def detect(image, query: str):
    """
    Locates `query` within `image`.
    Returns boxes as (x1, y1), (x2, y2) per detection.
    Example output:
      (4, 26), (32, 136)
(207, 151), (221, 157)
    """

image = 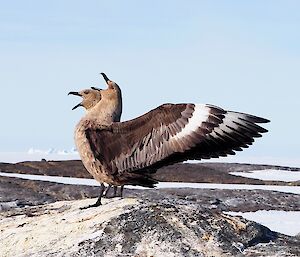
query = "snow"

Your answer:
(225, 210), (300, 237)
(156, 182), (300, 194)
(187, 156), (300, 168)
(0, 172), (299, 194)
(230, 169), (300, 182)
(0, 172), (99, 186)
